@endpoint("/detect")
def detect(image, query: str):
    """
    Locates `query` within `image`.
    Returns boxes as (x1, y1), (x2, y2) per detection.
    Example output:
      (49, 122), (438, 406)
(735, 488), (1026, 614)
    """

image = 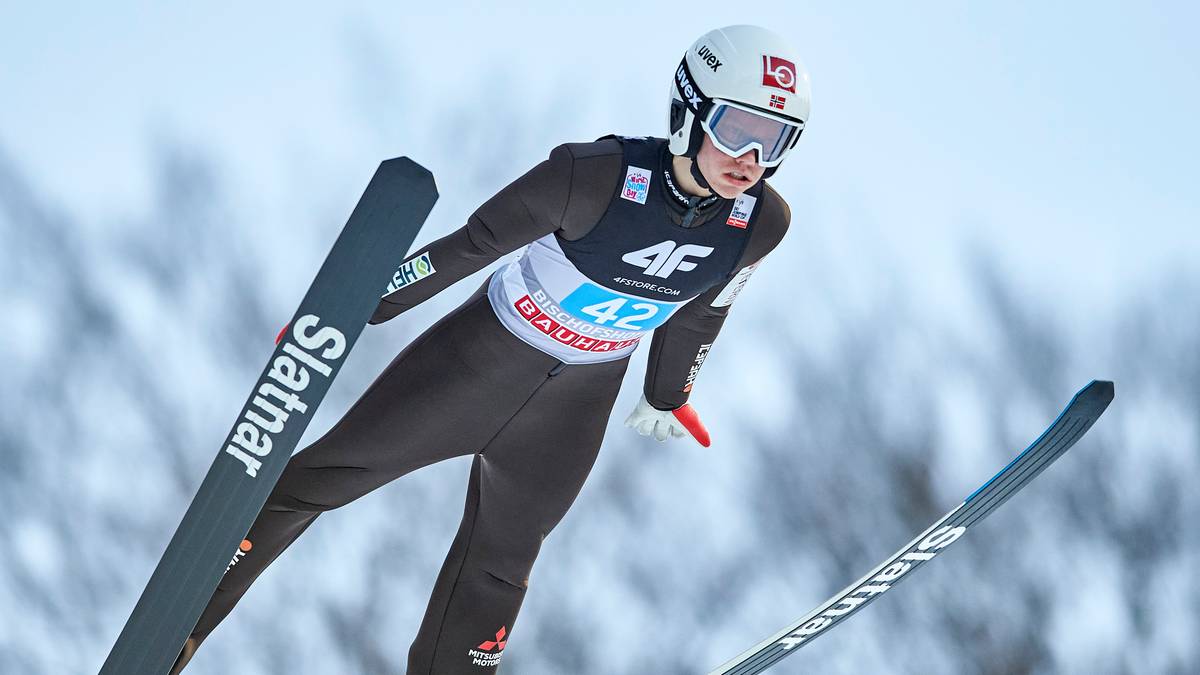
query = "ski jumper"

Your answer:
(183, 136), (791, 674)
